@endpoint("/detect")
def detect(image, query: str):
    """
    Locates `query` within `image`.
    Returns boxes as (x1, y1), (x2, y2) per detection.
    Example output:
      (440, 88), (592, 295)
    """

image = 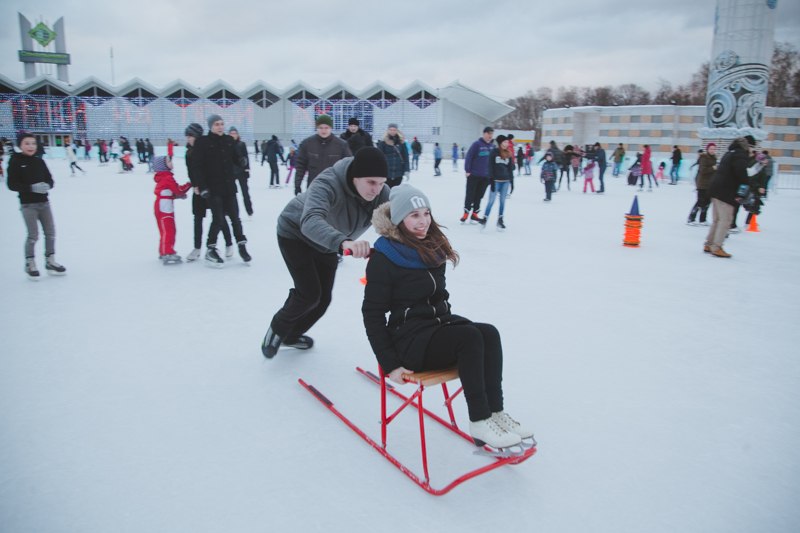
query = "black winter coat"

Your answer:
(231, 140), (250, 180)
(709, 140), (751, 206)
(362, 250), (469, 374)
(192, 133), (243, 196)
(340, 129), (373, 154)
(6, 152), (54, 204)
